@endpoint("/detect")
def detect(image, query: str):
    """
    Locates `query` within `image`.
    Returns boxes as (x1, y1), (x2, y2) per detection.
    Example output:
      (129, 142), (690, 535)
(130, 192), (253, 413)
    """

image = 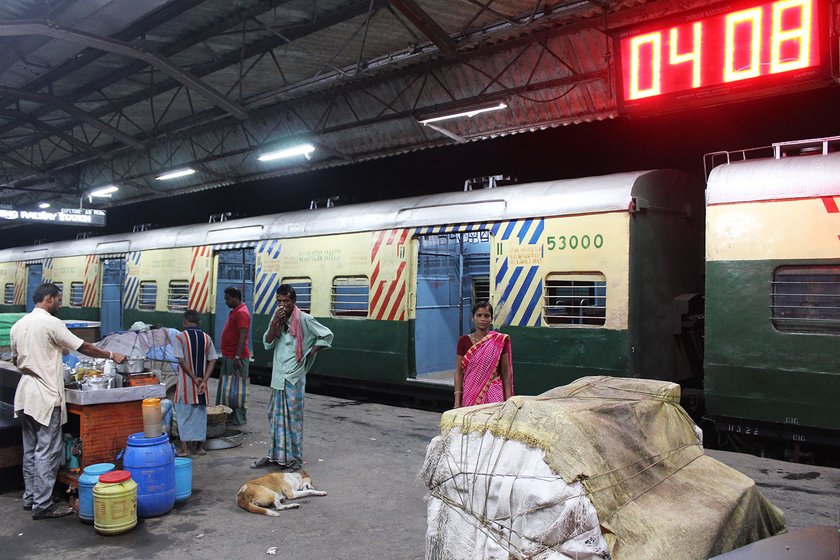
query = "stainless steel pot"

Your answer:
(85, 377), (109, 391)
(116, 357), (145, 374)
